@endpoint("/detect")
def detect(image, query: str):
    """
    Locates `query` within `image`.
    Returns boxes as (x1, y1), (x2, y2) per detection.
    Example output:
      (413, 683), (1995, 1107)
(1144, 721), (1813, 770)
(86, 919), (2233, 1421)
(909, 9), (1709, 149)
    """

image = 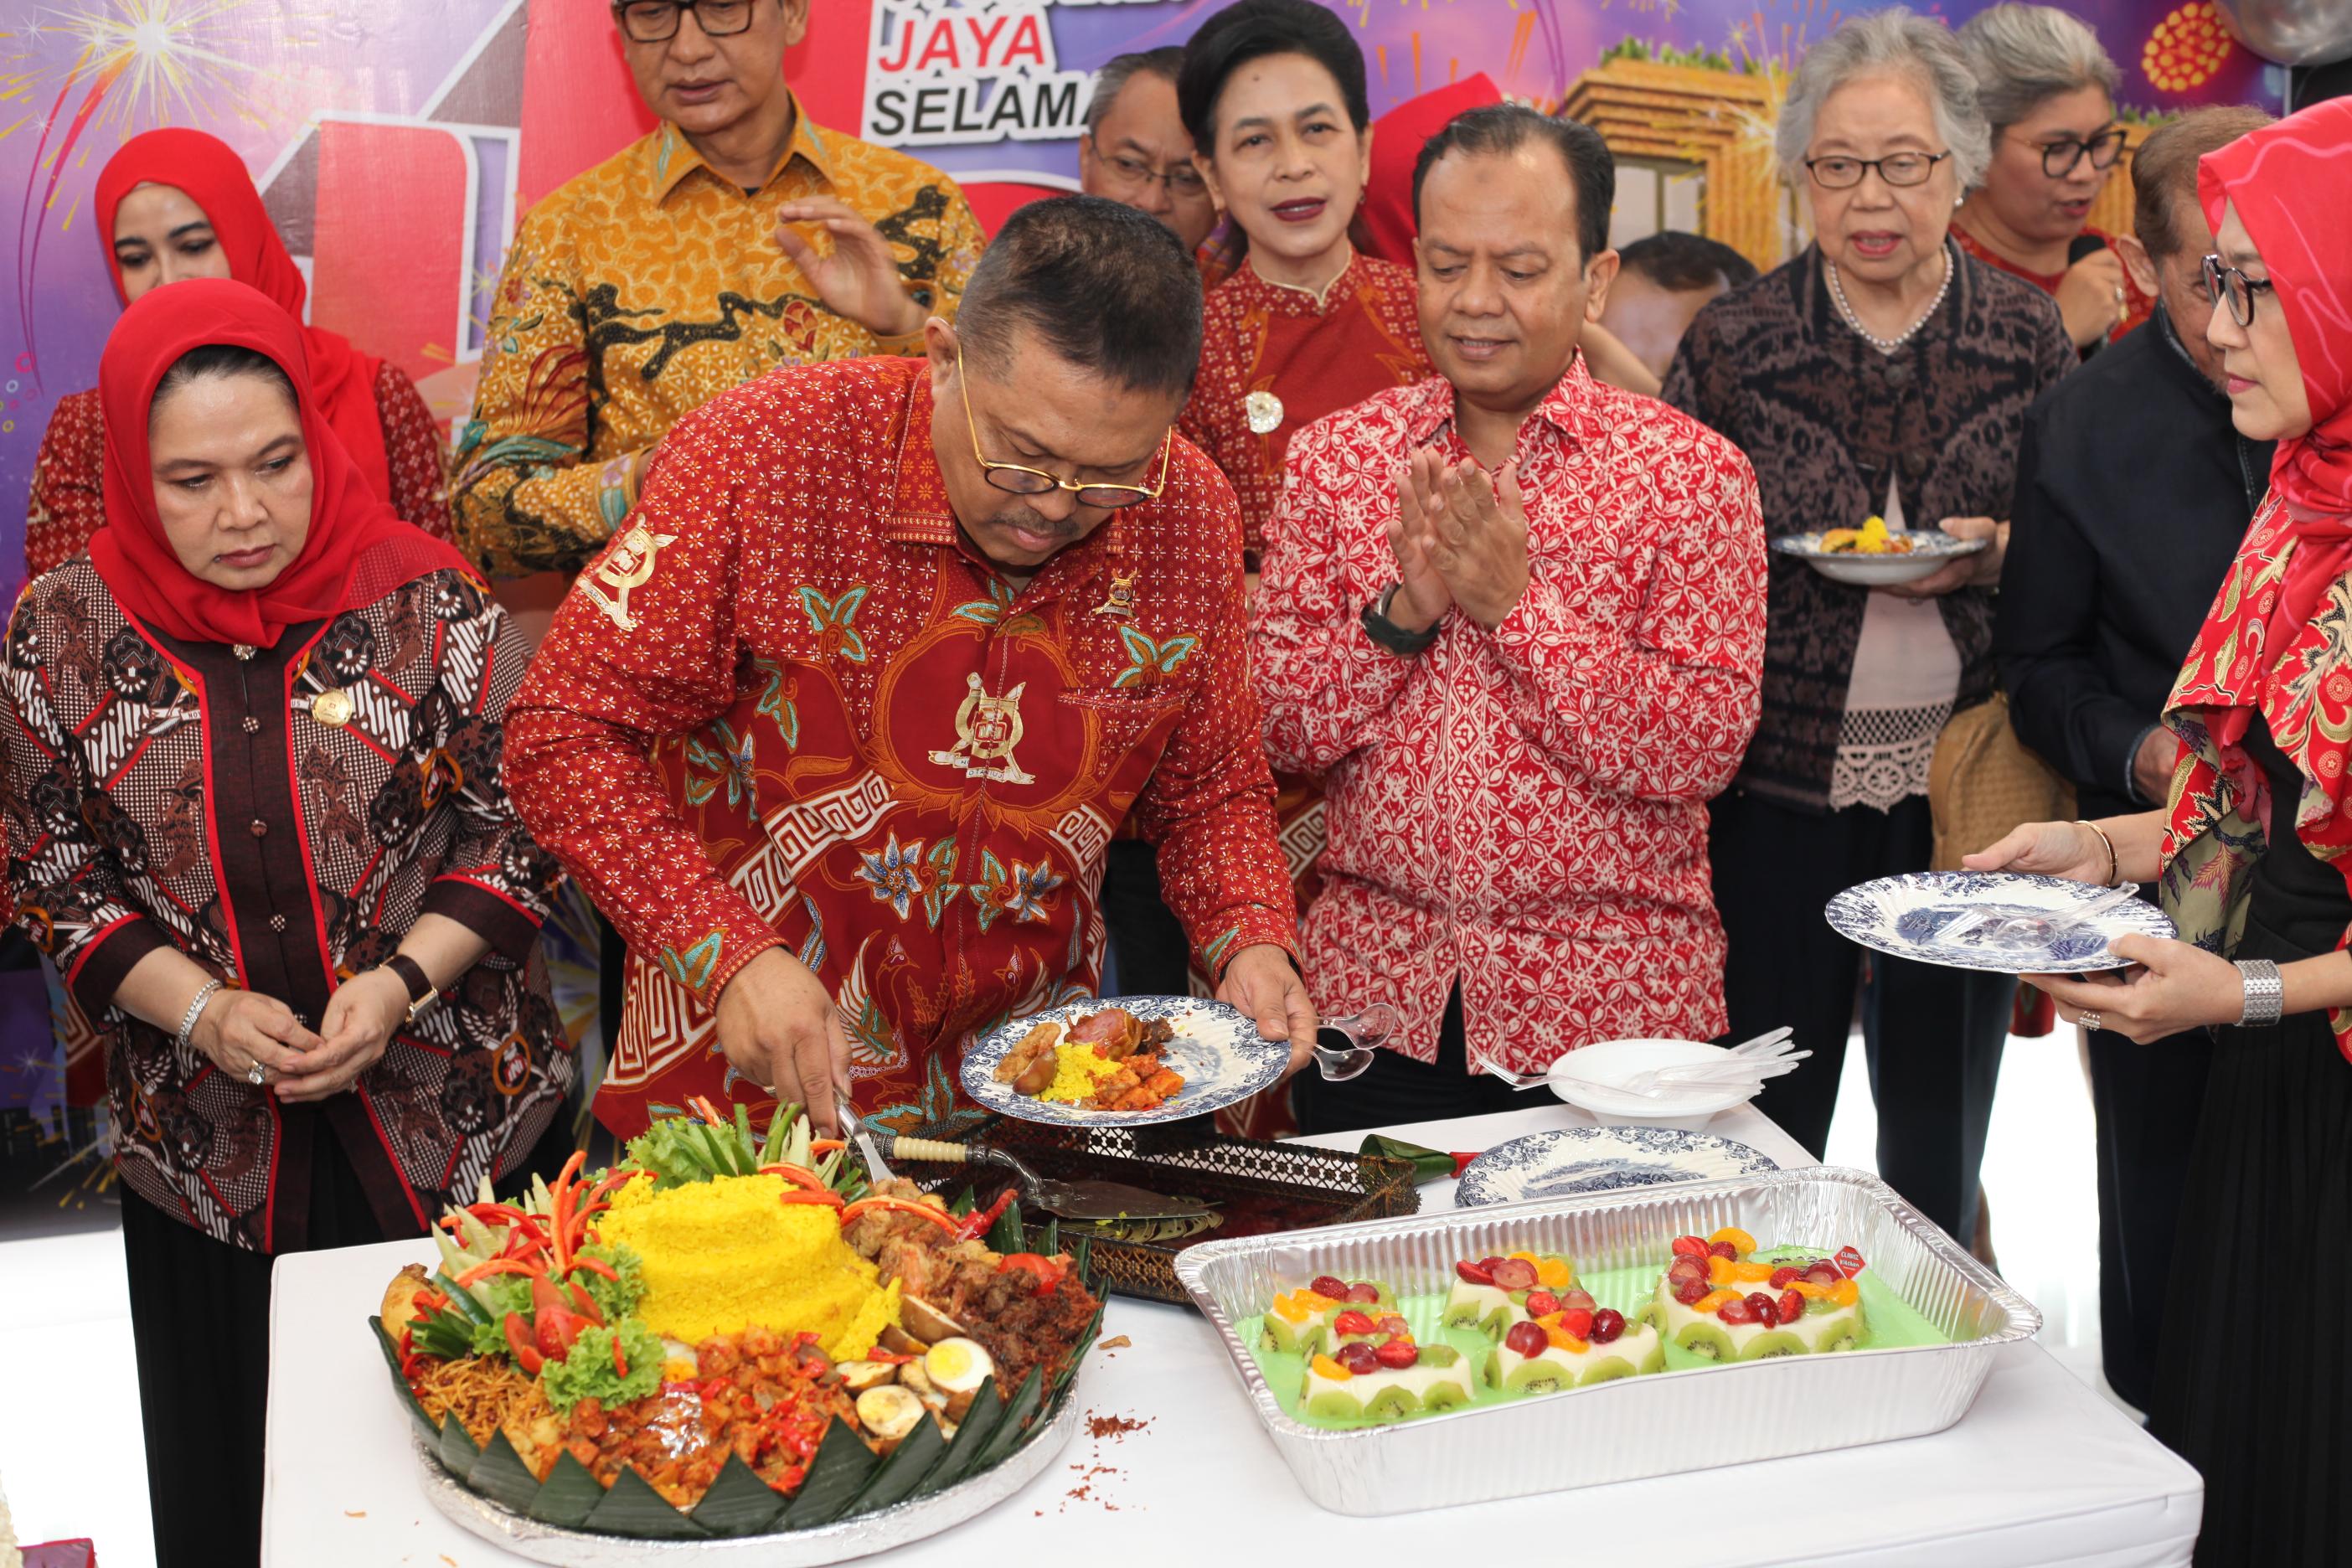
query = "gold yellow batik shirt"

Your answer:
(453, 103), (984, 579)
